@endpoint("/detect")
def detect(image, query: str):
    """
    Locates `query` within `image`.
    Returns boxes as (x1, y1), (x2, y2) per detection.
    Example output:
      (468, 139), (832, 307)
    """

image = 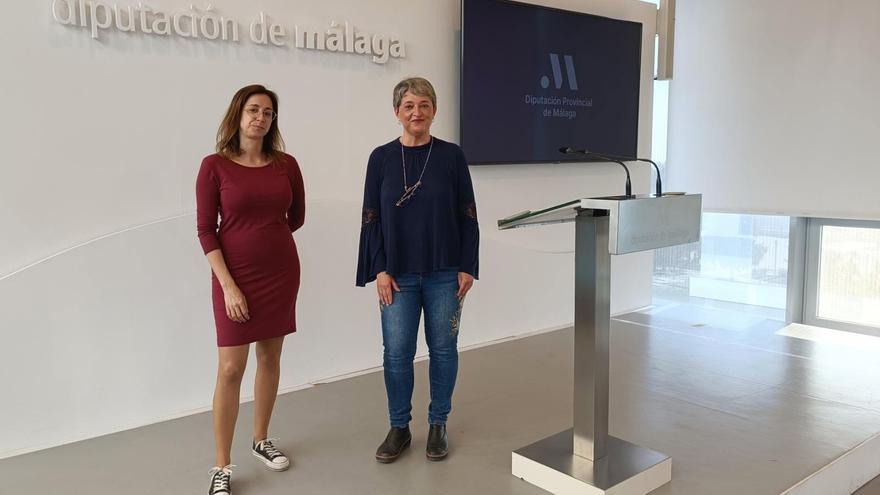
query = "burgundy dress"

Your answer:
(196, 153), (305, 347)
